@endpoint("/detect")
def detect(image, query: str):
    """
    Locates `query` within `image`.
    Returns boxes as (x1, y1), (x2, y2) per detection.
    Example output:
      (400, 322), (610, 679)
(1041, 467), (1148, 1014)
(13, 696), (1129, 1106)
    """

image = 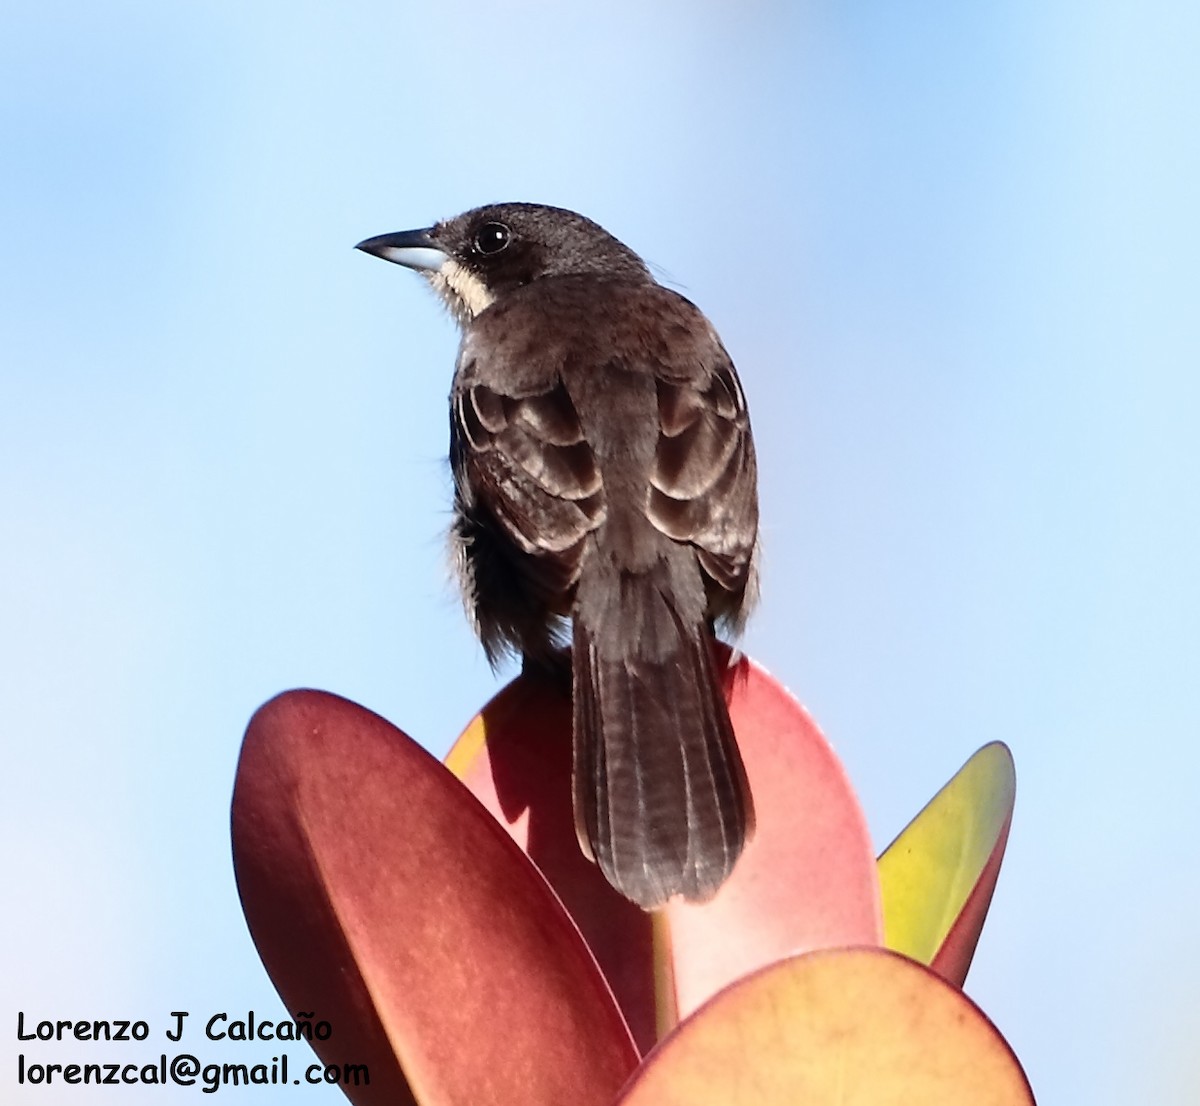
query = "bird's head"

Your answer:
(356, 202), (650, 324)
